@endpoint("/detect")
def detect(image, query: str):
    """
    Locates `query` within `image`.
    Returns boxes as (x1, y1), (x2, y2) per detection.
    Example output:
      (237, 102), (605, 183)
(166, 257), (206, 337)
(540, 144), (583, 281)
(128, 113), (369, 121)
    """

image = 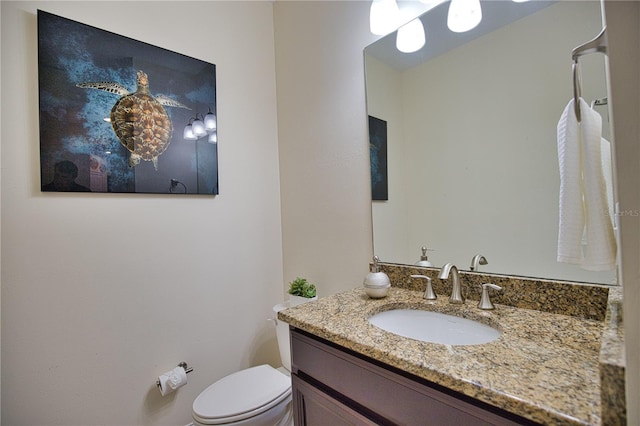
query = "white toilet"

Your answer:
(192, 303), (293, 426)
